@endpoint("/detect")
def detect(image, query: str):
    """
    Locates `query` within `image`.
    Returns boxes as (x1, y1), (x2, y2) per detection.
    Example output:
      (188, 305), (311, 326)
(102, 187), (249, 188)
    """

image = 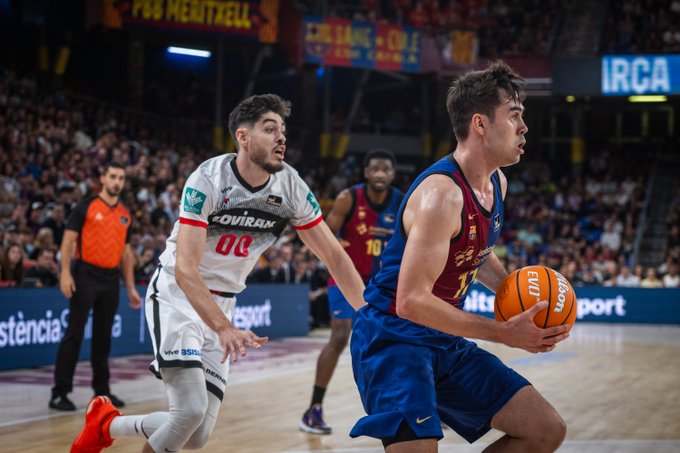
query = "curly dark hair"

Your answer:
(227, 94), (292, 144)
(446, 60), (526, 142)
(364, 148), (396, 168)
